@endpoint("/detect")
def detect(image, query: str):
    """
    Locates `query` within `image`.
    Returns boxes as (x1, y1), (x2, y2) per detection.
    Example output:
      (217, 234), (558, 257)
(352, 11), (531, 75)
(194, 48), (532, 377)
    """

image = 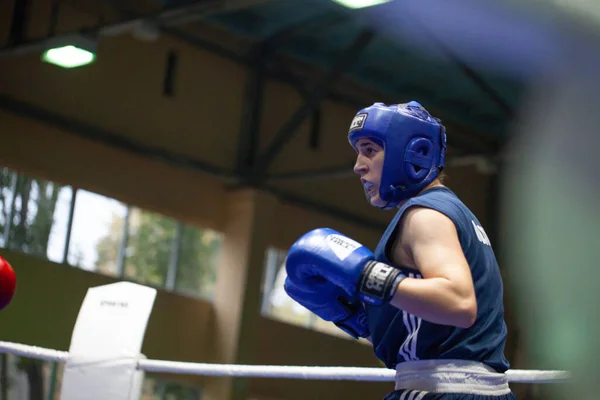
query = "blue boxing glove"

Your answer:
(284, 277), (370, 339)
(285, 228), (406, 306)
